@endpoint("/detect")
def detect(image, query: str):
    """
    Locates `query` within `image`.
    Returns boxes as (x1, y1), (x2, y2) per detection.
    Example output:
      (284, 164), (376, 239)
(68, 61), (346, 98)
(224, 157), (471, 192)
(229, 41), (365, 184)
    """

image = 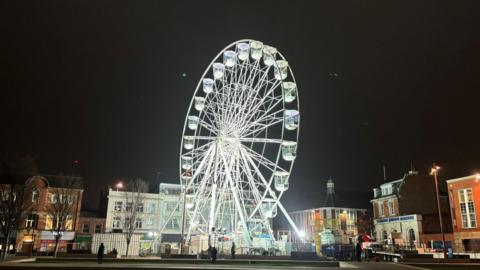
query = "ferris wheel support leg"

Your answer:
(186, 146), (216, 244)
(208, 144), (219, 242)
(240, 147), (302, 238)
(219, 145), (252, 247)
(278, 202), (302, 237)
